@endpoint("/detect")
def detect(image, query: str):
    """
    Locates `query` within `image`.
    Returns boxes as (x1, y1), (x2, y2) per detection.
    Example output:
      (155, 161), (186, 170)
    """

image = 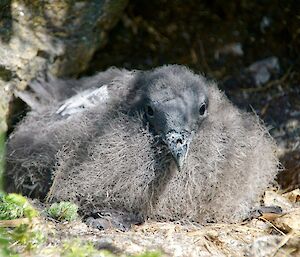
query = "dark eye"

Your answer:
(199, 103), (206, 115)
(146, 105), (154, 117)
